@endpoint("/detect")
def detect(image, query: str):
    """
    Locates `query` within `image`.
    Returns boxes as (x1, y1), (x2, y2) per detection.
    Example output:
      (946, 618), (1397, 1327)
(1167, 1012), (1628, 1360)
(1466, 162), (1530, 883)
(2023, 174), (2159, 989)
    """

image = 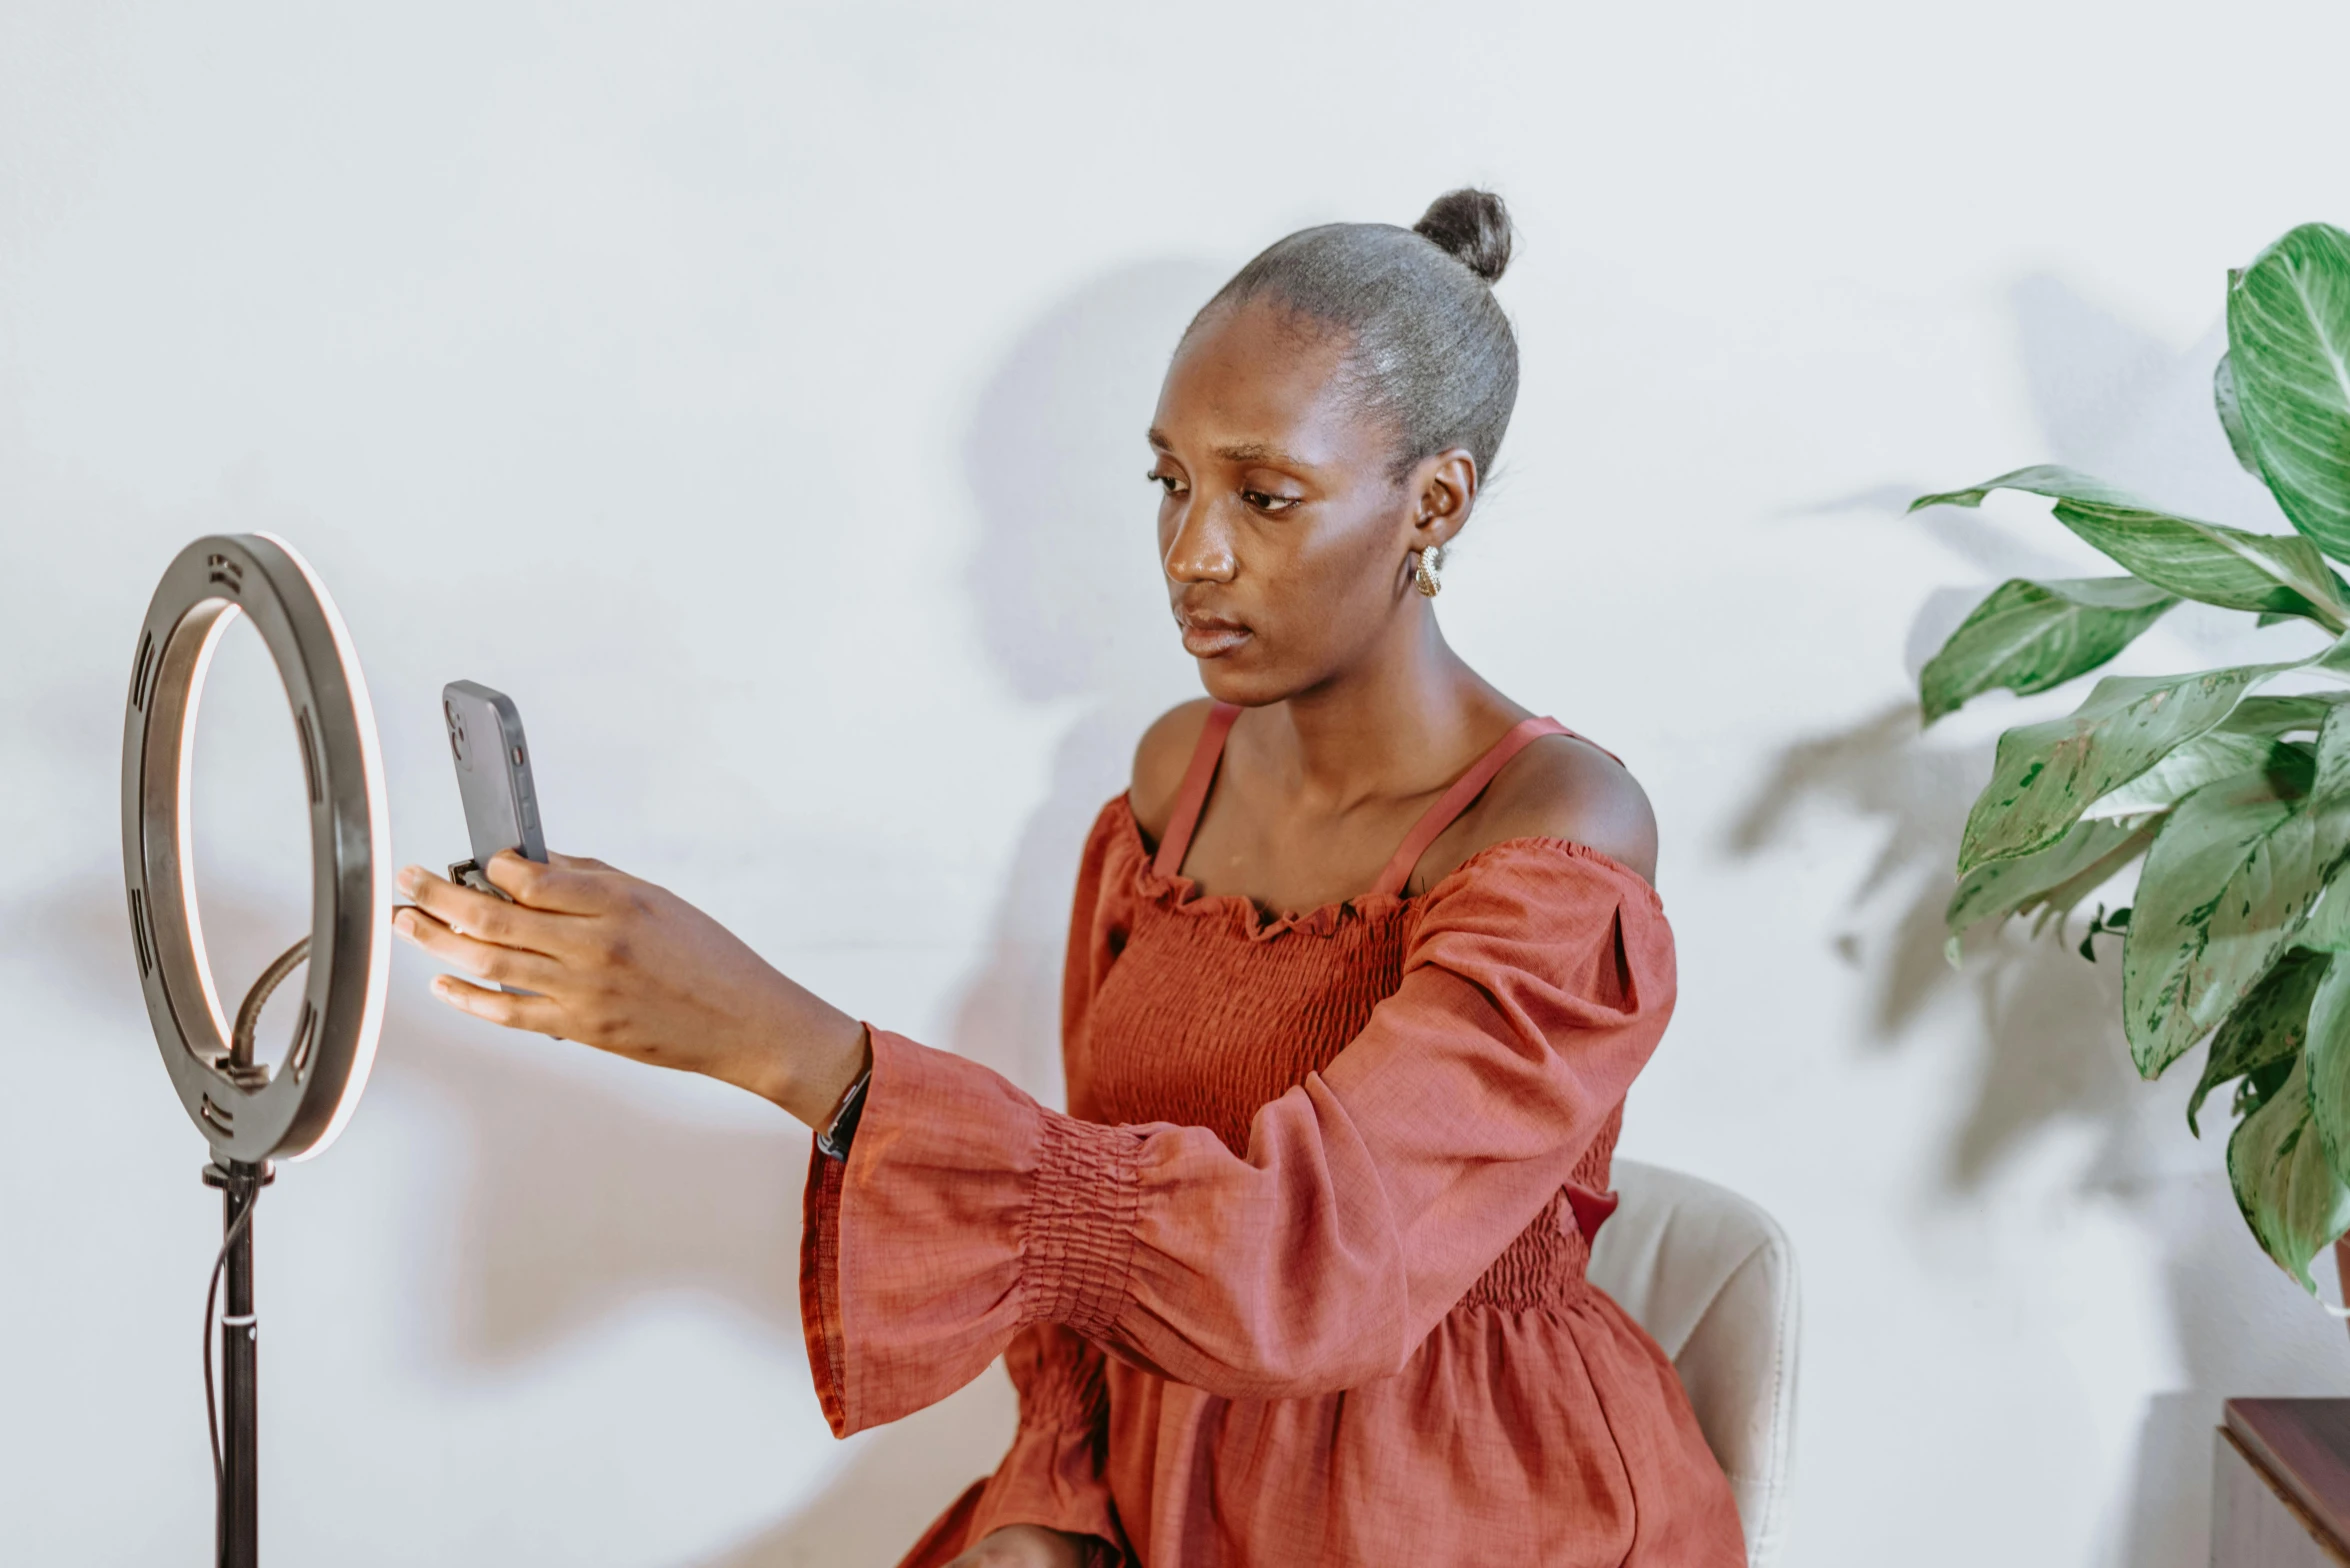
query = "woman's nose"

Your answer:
(1163, 504), (1237, 585)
